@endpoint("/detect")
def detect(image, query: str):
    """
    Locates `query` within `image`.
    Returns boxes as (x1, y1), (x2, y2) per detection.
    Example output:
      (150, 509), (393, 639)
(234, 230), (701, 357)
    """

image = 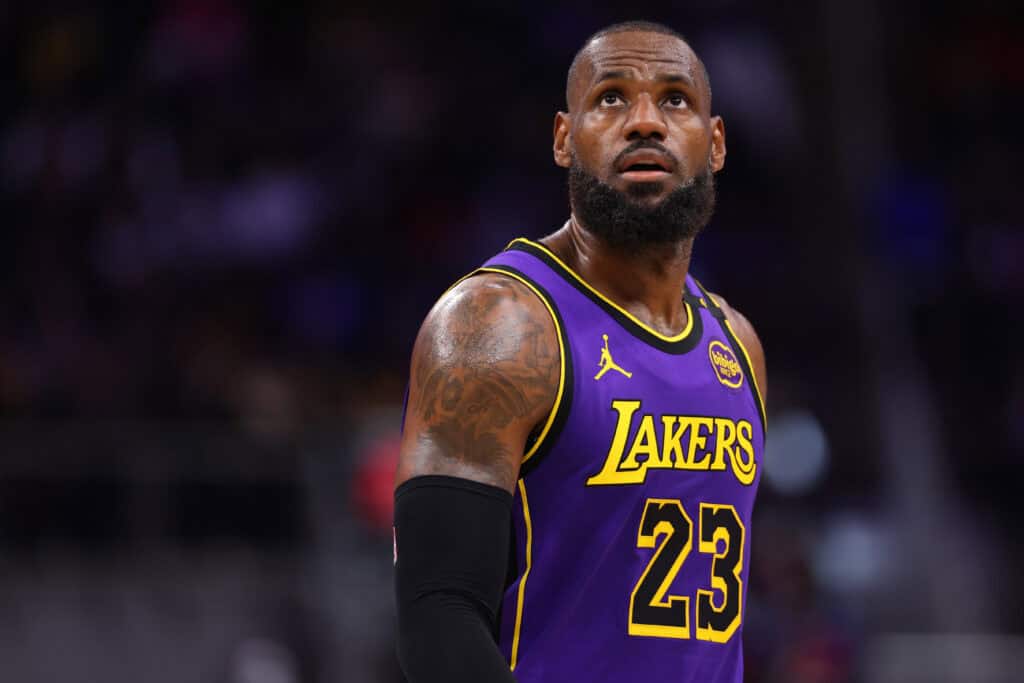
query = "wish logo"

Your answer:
(708, 340), (743, 389)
